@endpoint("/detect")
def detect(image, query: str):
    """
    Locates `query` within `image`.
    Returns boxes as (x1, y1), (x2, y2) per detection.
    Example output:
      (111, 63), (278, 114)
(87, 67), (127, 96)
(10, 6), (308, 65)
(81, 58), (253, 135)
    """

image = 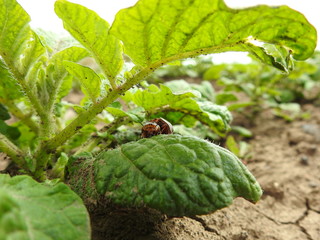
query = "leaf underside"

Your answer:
(0, 0), (47, 82)
(127, 84), (232, 135)
(94, 134), (262, 216)
(111, 0), (317, 72)
(54, 0), (123, 83)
